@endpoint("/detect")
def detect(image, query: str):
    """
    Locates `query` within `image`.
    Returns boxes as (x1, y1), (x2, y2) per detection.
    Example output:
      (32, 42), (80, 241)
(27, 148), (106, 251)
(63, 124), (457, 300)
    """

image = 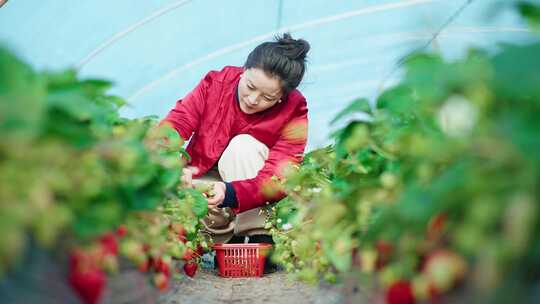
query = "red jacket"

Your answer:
(163, 66), (308, 213)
